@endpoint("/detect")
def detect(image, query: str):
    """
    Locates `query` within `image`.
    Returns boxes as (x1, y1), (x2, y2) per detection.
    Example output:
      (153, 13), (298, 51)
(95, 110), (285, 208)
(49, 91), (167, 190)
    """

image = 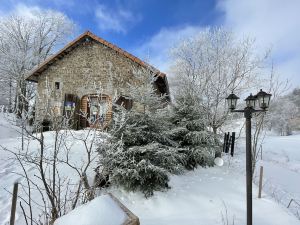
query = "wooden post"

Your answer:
(227, 135), (232, 153)
(10, 182), (18, 225)
(224, 132), (230, 153)
(223, 133), (227, 152)
(258, 166), (263, 198)
(230, 132), (236, 157)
